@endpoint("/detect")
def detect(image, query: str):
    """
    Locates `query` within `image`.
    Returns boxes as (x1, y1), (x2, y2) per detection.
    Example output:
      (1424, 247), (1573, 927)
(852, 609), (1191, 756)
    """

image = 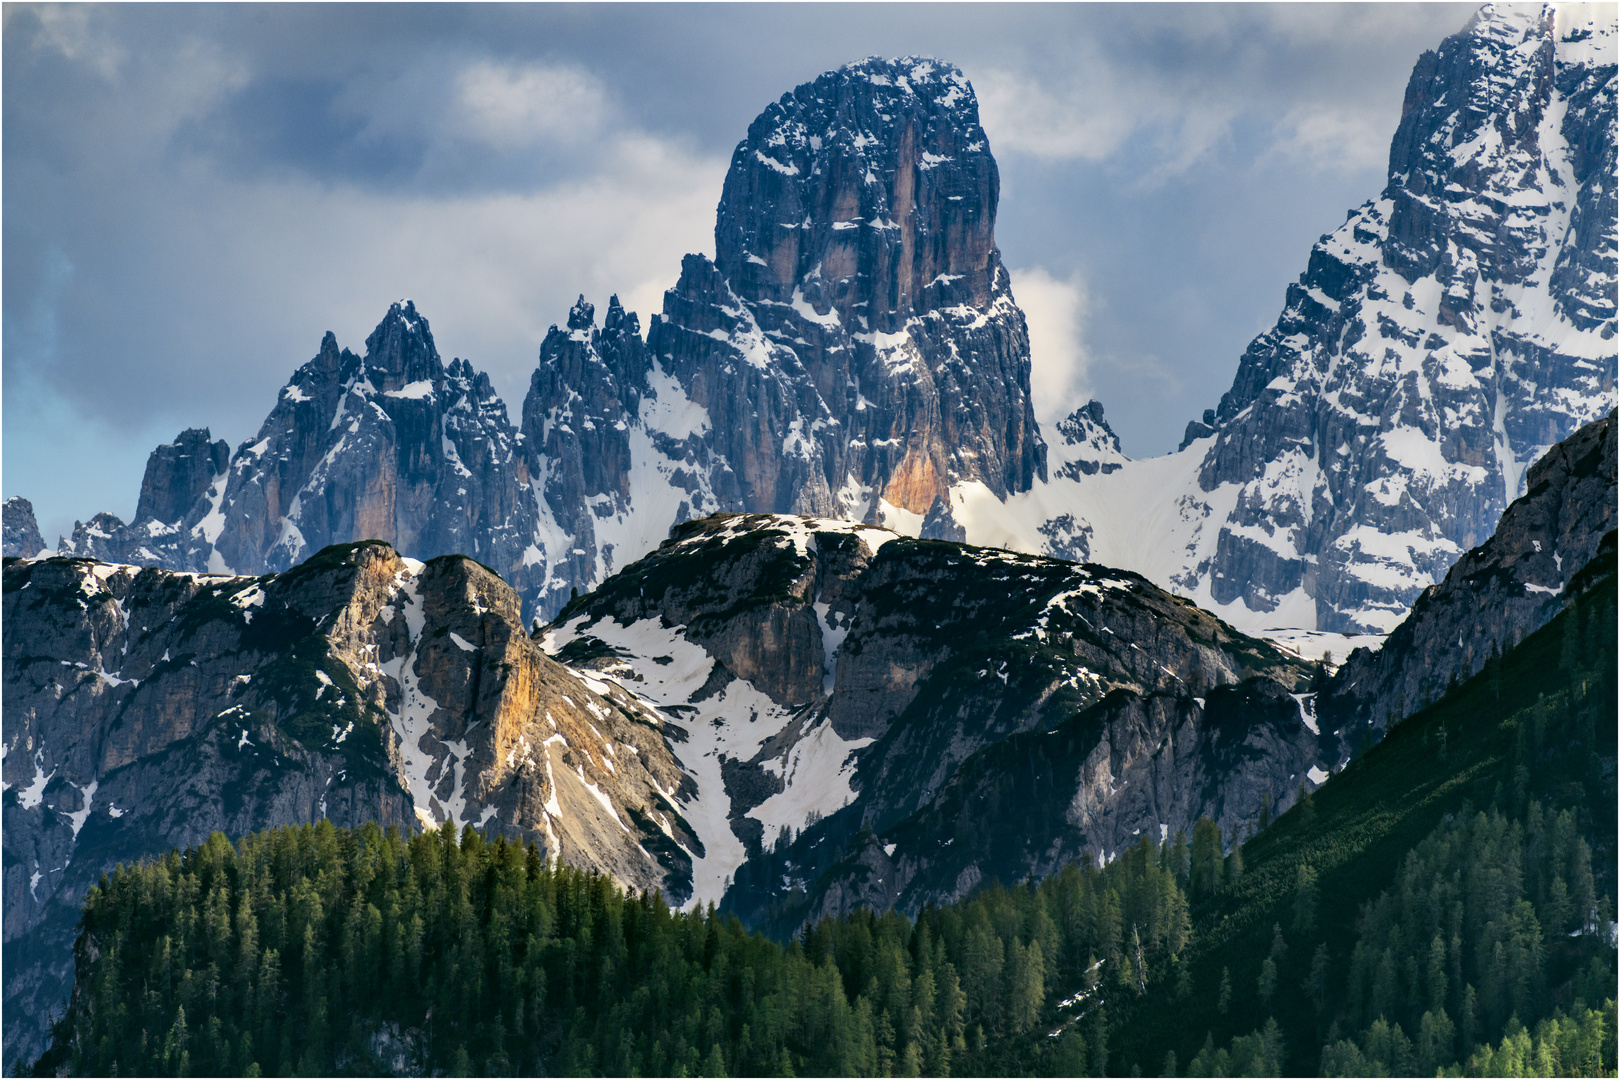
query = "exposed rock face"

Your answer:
(1001, 4), (1616, 635)
(203, 305), (545, 596)
(1052, 401), (1127, 481)
(0, 541), (694, 1070)
(55, 430), (231, 565)
(510, 56), (1048, 613)
(66, 58), (1048, 626)
(2, 499), (45, 559)
(1323, 410), (1616, 736)
(1189, 4), (1616, 632)
(518, 294), (727, 615)
(752, 418), (1616, 923)
(657, 56), (1045, 520)
(55, 303), (555, 619)
(134, 428), (230, 526)
(541, 515), (904, 902)
(808, 680), (1319, 923)
(544, 512), (1323, 934)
